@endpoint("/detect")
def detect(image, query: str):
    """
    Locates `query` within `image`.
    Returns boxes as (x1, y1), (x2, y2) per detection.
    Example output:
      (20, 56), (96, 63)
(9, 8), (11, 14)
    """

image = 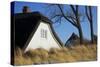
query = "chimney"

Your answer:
(22, 6), (31, 13)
